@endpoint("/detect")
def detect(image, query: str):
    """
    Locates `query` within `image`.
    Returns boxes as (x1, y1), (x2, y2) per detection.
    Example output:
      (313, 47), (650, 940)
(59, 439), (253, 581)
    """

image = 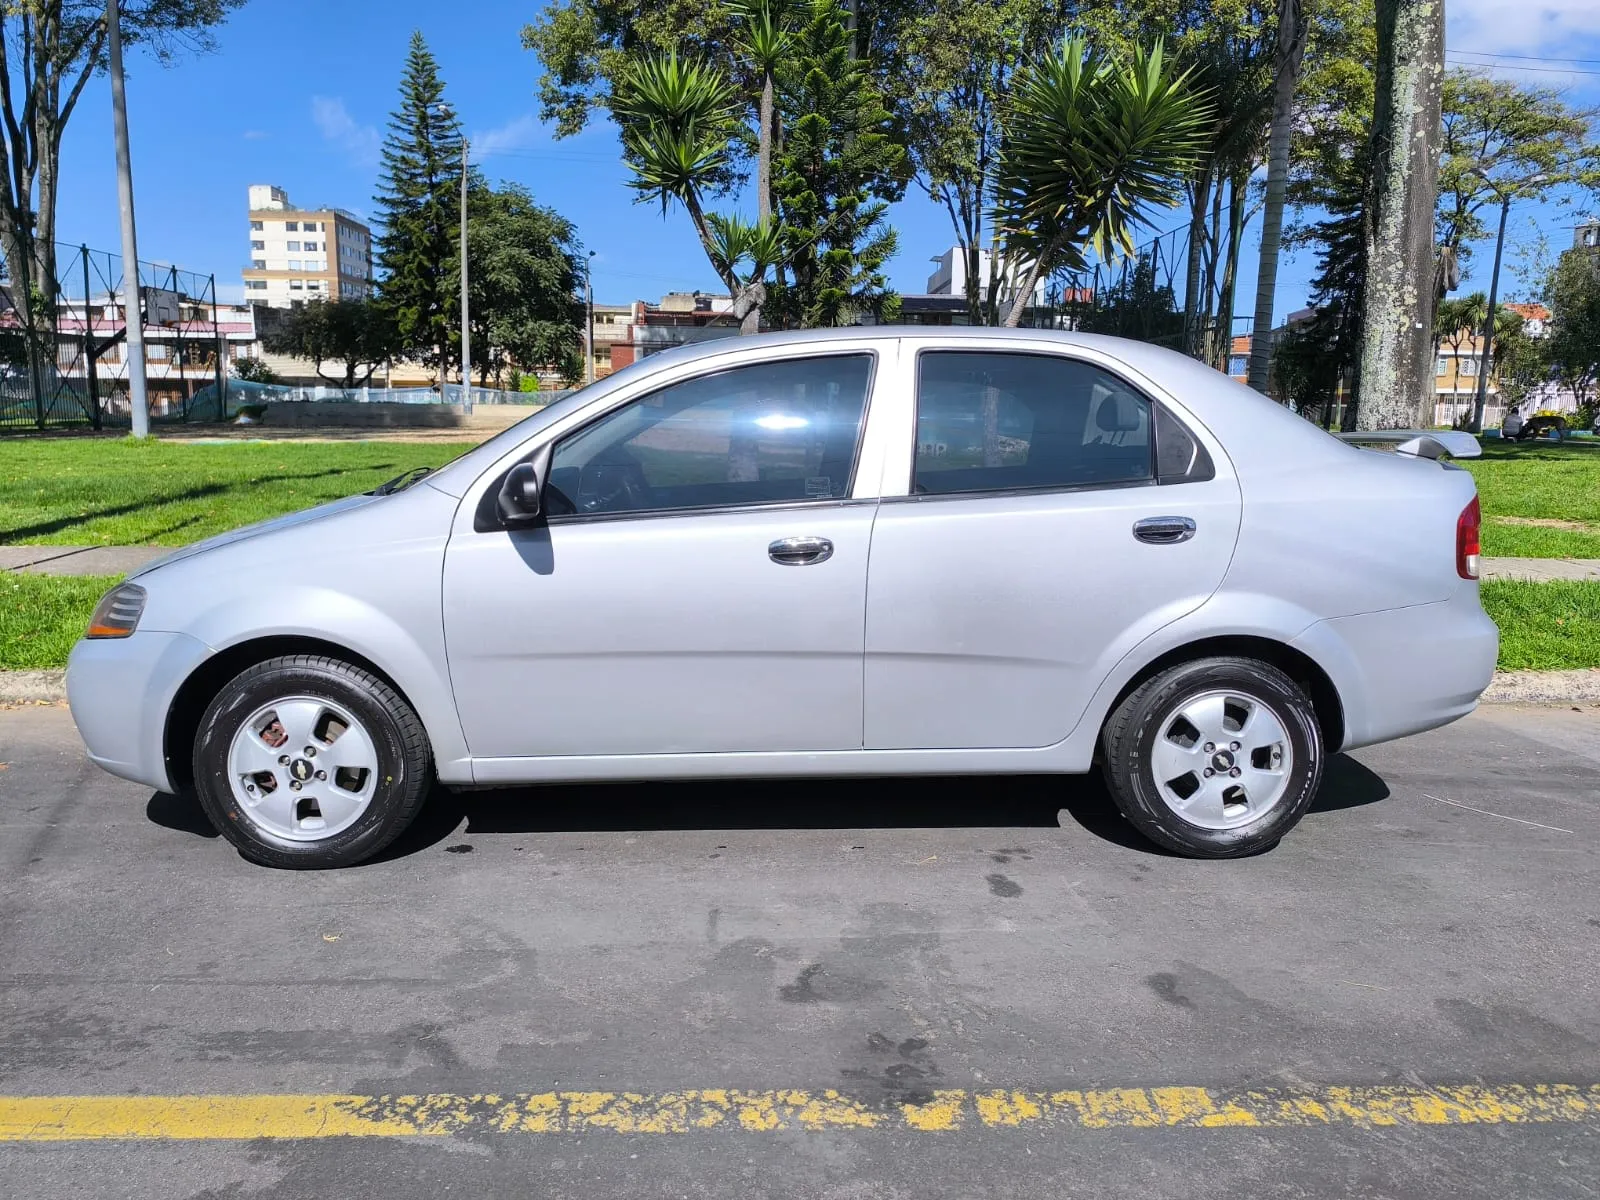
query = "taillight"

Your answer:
(1456, 495), (1481, 580)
